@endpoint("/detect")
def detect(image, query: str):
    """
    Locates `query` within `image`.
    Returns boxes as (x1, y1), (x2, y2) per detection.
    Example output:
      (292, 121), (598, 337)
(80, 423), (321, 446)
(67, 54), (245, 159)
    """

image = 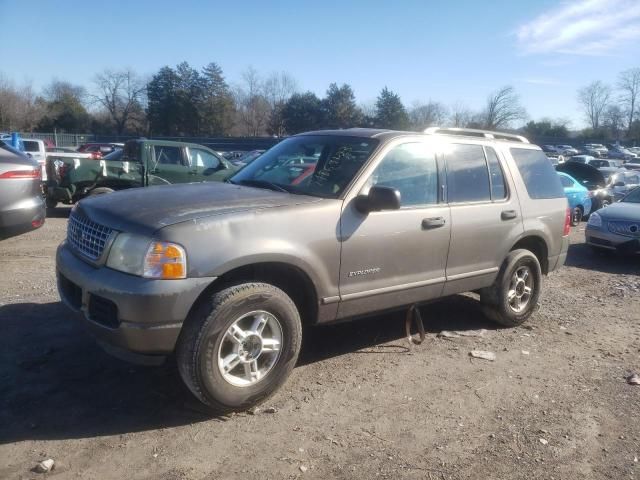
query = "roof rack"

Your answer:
(423, 127), (529, 144)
